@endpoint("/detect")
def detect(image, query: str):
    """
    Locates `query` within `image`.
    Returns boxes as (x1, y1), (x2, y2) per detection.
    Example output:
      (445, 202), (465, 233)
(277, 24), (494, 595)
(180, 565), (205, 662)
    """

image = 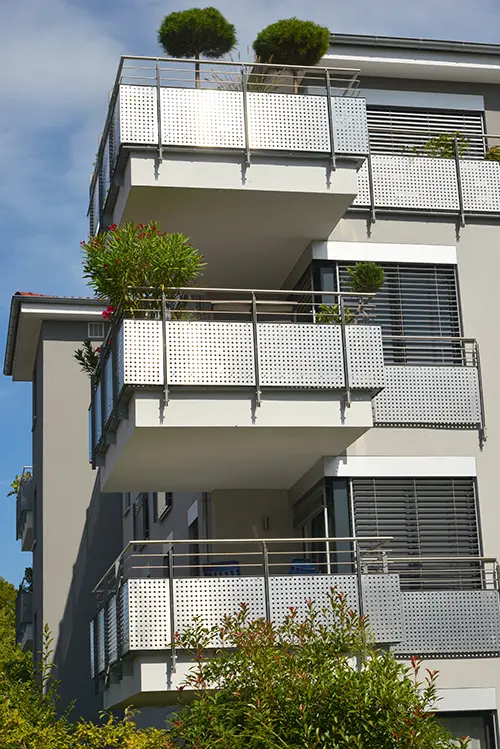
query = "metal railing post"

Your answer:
(241, 65), (251, 168)
(367, 152), (377, 225)
(262, 541), (271, 621)
(168, 547), (176, 672)
(111, 320), (119, 414)
(251, 292), (262, 407)
(339, 296), (351, 408)
(323, 505), (331, 574)
(155, 60), (163, 163)
(354, 541), (365, 619)
(474, 340), (487, 447)
(161, 288), (169, 407)
(325, 69), (337, 172)
(454, 136), (466, 228)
